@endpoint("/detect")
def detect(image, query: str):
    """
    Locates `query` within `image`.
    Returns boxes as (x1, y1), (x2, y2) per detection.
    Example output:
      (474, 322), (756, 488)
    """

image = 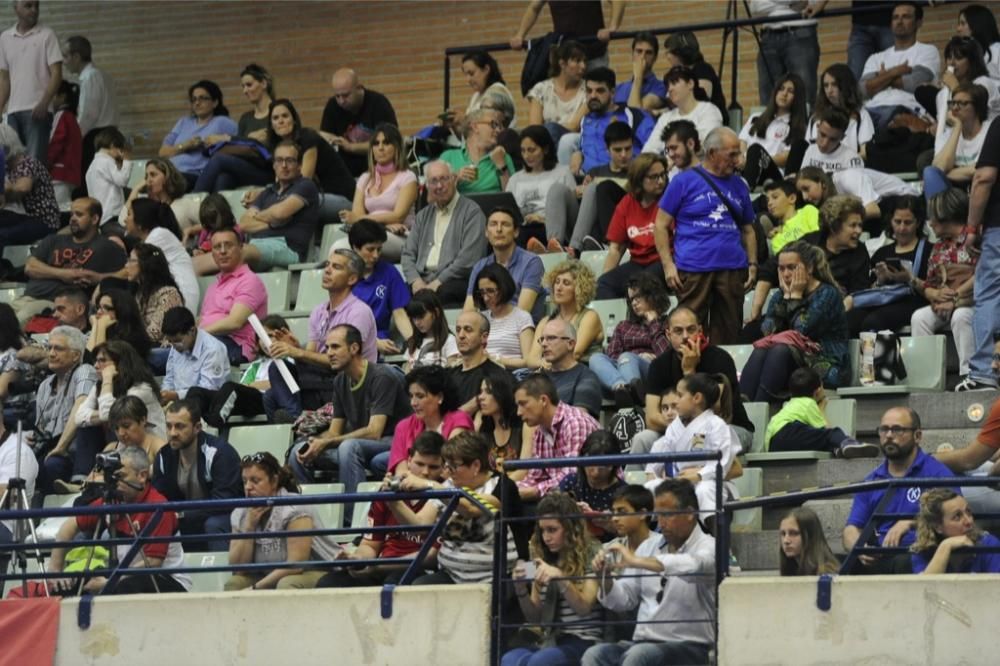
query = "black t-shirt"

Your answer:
(549, 0), (606, 59)
(646, 346), (753, 433)
(870, 238), (931, 283)
(25, 233), (127, 300)
(690, 60), (729, 127)
(331, 362), (412, 434)
(976, 120), (1000, 230)
(761, 231), (871, 295)
(237, 111), (269, 139)
(298, 127), (356, 199)
(319, 89), (398, 177)
(449, 359), (510, 408)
